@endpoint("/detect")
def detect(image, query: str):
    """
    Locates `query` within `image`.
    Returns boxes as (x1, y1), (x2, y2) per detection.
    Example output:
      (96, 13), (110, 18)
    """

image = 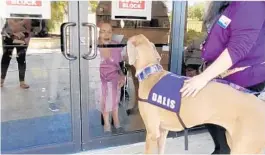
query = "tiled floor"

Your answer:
(76, 131), (215, 154)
